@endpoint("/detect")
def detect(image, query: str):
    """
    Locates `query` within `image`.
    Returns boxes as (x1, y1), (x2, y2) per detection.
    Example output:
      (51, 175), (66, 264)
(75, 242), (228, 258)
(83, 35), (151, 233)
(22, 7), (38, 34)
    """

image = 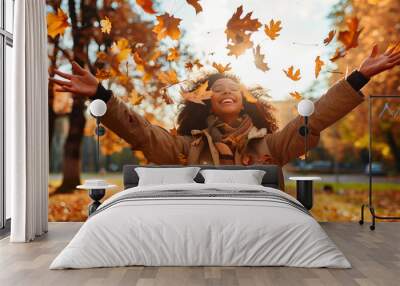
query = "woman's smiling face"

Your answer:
(210, 78), (243, 117)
